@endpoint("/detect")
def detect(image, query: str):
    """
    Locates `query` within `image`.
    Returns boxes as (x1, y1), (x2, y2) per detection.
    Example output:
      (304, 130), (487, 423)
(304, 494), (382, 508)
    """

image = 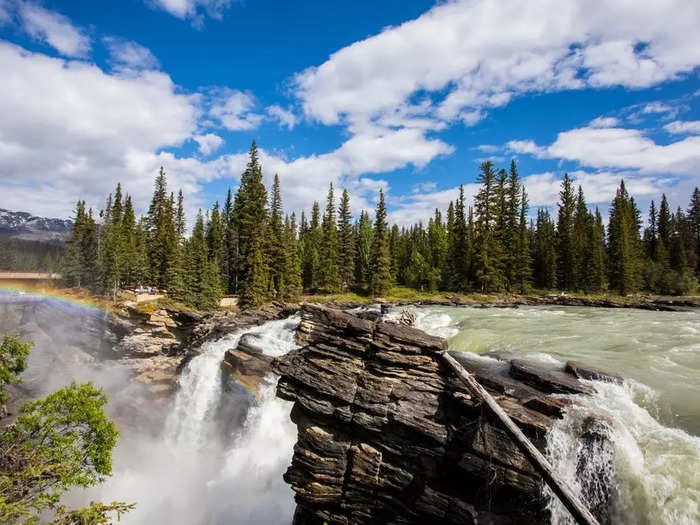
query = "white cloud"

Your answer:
(664, 120), (700, 135)
(294, 0), (700, 132)
(193, 133), (223, 156)
(149, 0), (233, 24)
(641, 101), (677, 116)
(476, 144), (499, 153)
(18, 2), (90, 58)
(0, 41), (206, 217)
(589, 116), (619, 128)
(507, 139), (546, 157)
(265, 104), (297, 129)
(207, 89), (263, 131)
(104, 37), (160, 70)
